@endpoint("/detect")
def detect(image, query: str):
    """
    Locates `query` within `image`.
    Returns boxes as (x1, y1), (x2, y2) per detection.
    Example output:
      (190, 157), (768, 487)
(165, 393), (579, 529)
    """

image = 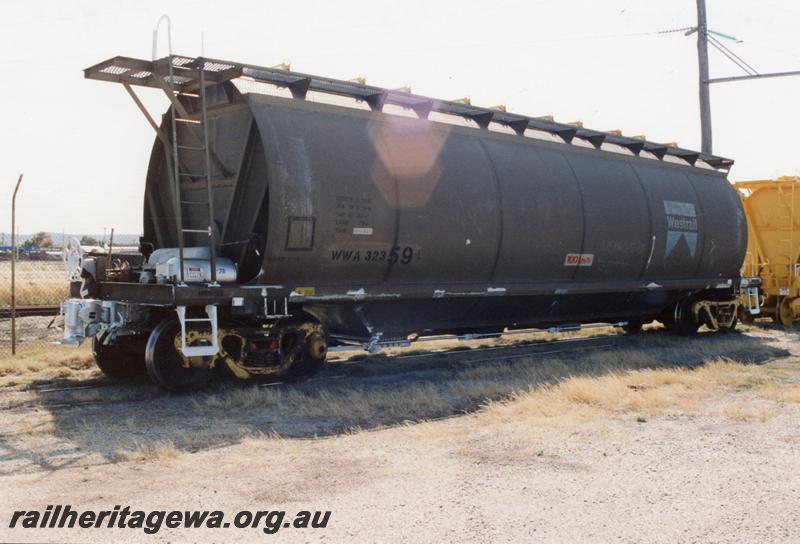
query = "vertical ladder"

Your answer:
(165, 57), (218, 285)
